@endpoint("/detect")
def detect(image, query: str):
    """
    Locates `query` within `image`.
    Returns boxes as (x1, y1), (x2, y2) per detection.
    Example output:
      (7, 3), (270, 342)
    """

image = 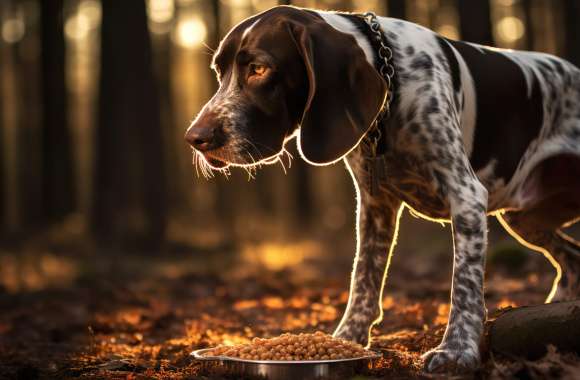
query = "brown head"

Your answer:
(185, 6), (387, 172)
